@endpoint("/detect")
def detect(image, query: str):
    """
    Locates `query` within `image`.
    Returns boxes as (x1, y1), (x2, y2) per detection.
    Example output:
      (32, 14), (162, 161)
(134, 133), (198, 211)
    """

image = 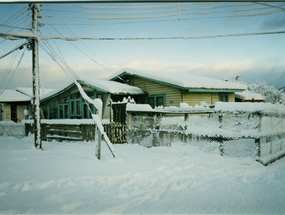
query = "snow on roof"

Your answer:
(40, 77), (144, 101)
(235, 91), (264, 101)
(81, 77), (144, 95)
(16, 87), (54, 98)
(0, 89), (31, 102)
(109, 69), (247, 91)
